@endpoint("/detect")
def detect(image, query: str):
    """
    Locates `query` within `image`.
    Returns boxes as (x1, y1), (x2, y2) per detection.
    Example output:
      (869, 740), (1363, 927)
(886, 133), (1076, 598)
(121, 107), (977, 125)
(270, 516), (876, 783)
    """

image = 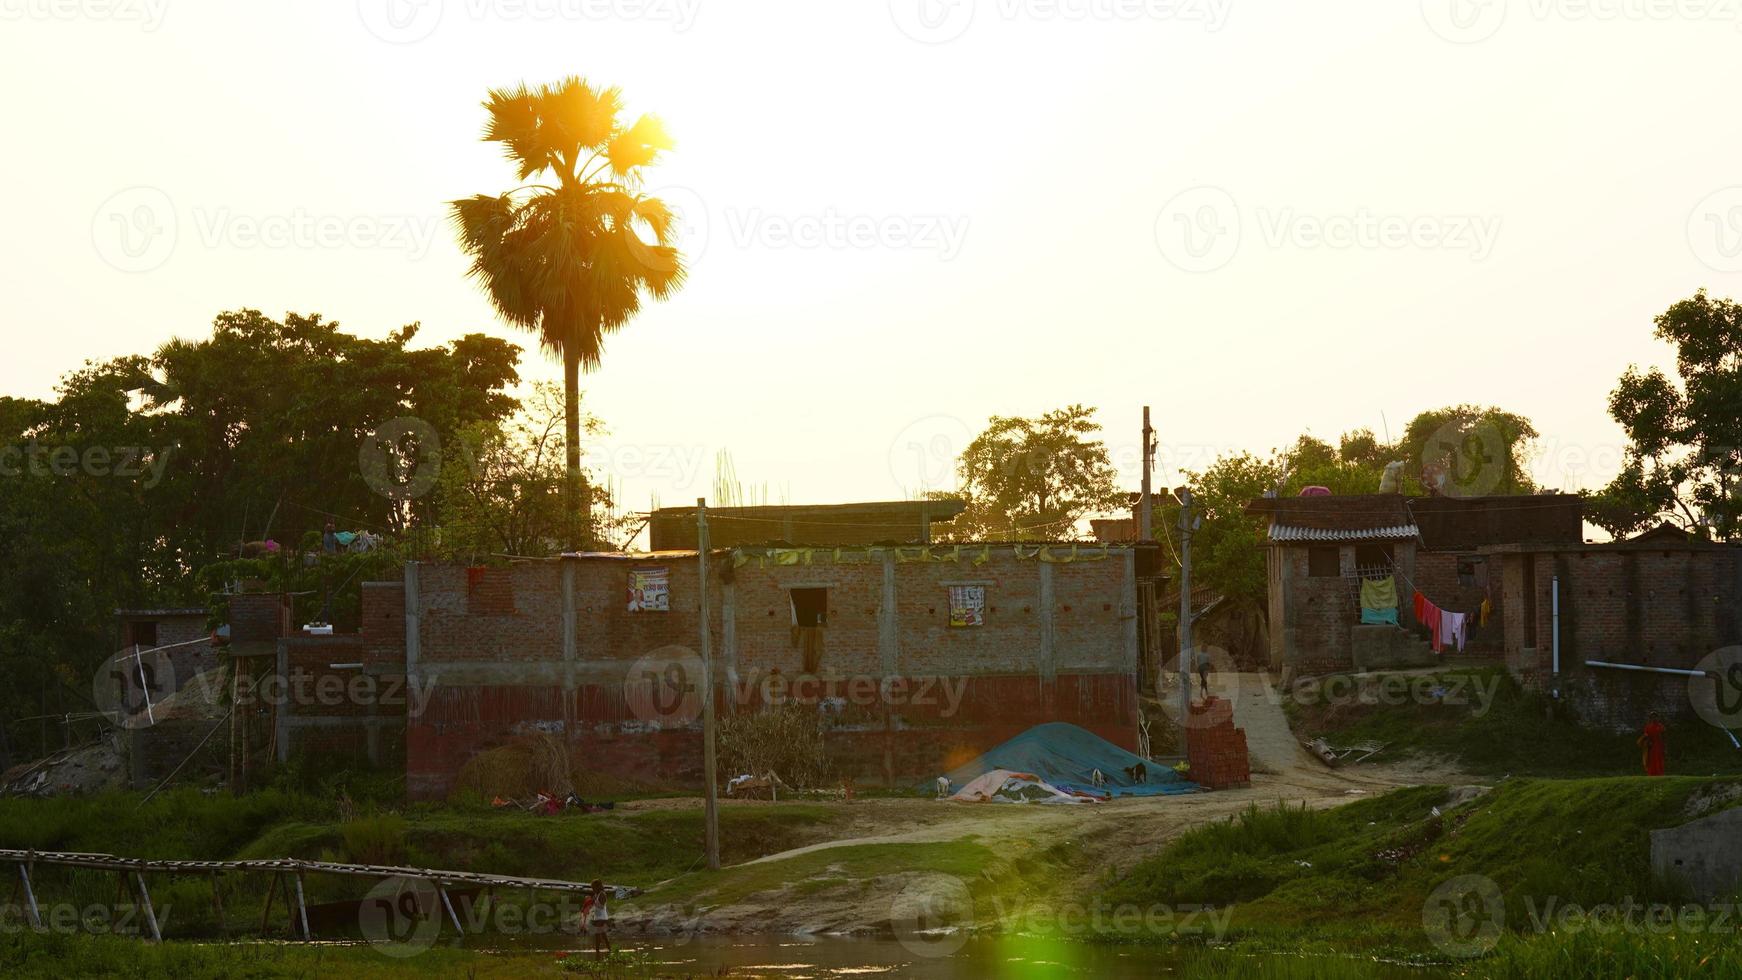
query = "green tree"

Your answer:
(1590, 290), (1742, 540)
(452, 76), (686, 546)
(943, 406), (1126, 540)
(433, 381), (624, 560)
